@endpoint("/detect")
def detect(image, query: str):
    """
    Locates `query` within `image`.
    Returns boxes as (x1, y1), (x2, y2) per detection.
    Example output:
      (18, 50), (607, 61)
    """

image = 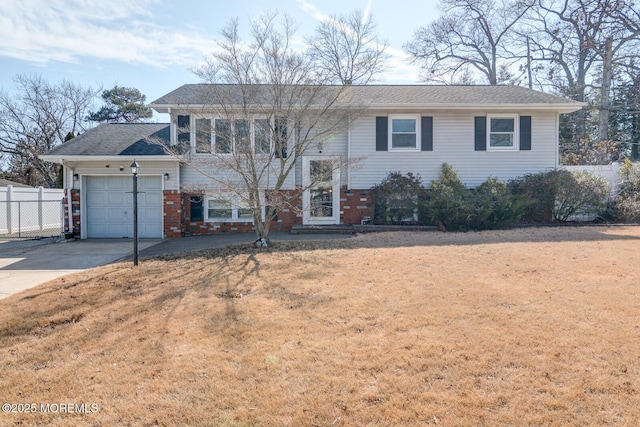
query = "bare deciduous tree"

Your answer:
(308, 9), (390, 85)
(0, 75), (97, 186)
(404, 0), (534, 85)
(166, 13), (365, 244)
(592, 1), (640, 141)
(523, 0), (640, 147)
